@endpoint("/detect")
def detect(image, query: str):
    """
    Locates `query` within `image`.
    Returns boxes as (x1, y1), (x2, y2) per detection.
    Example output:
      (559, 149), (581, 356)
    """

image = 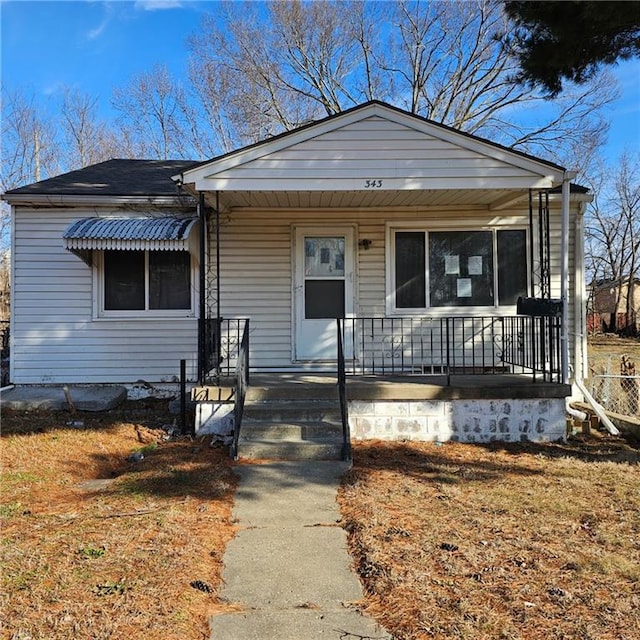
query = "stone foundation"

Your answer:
(349, 398), (566, 443)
